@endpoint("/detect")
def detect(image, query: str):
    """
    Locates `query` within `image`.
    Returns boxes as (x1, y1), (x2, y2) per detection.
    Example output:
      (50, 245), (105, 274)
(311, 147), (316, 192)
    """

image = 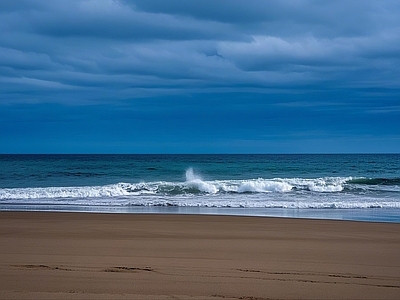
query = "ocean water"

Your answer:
(1, 154), (399, 222)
